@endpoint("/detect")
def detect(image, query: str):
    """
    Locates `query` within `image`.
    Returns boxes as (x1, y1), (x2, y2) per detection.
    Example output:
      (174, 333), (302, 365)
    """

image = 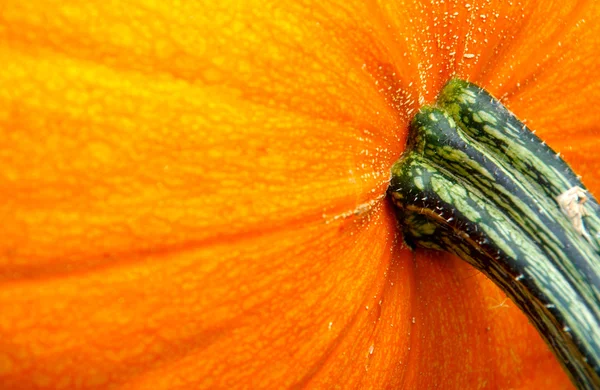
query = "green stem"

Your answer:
(388, 79), (600, 389)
